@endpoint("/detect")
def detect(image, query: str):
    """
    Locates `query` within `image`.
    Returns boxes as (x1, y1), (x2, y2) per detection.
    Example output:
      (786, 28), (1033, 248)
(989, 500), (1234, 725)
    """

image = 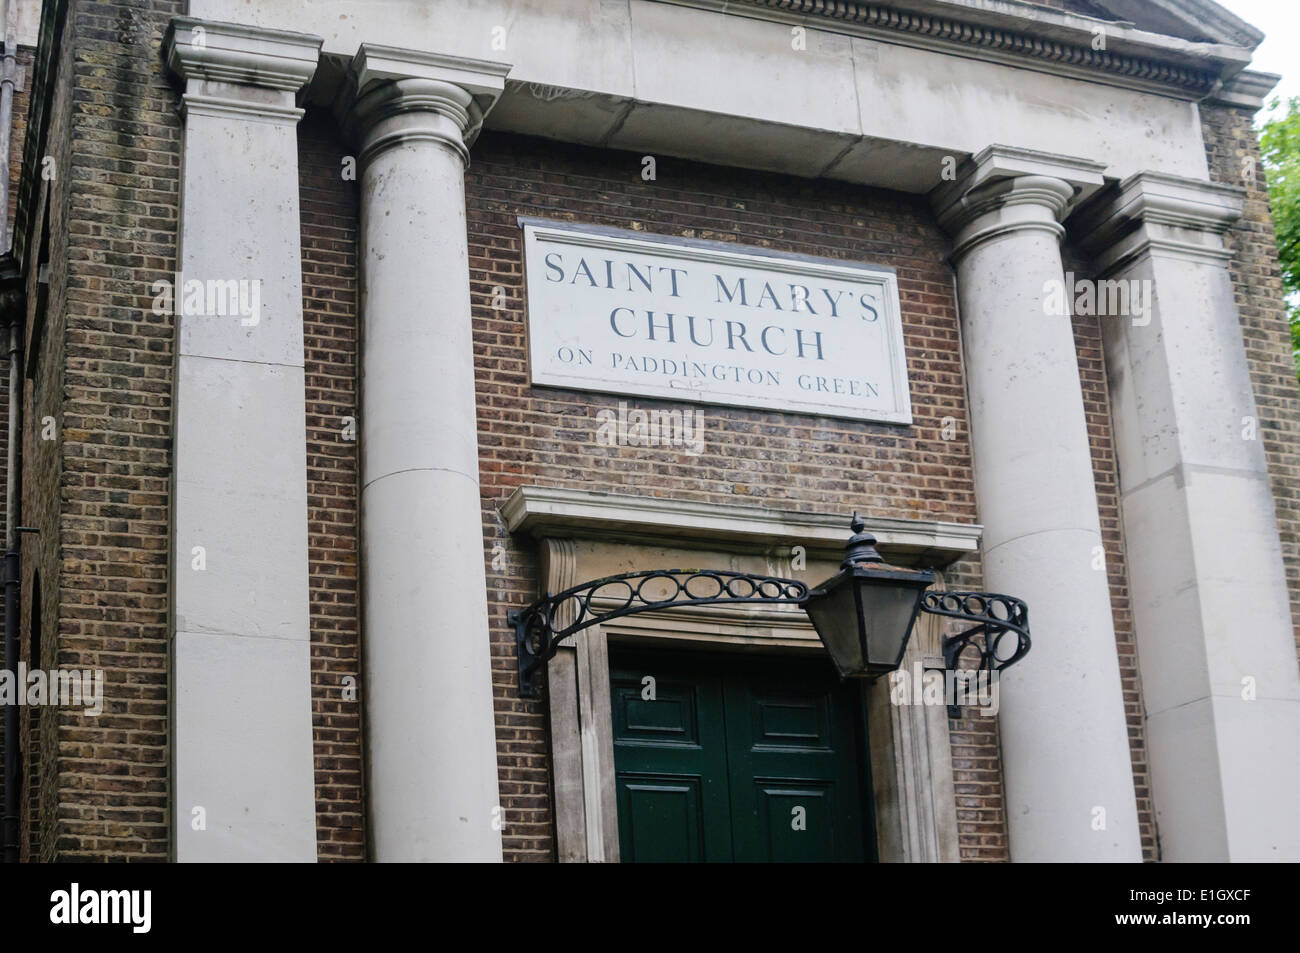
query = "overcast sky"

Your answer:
(1216, 0), (1300, 116)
